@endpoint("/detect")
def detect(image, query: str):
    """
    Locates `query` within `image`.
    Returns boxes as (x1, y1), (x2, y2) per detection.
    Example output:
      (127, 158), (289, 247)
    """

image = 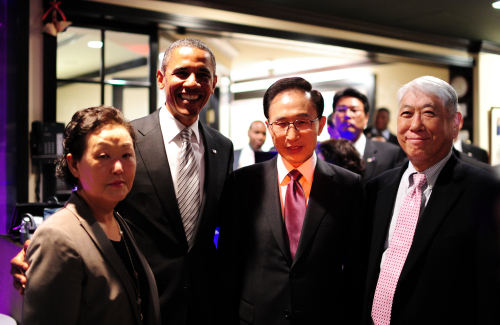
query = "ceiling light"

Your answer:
(87, 41), (103, 49)
(493, 1), (500, 9)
